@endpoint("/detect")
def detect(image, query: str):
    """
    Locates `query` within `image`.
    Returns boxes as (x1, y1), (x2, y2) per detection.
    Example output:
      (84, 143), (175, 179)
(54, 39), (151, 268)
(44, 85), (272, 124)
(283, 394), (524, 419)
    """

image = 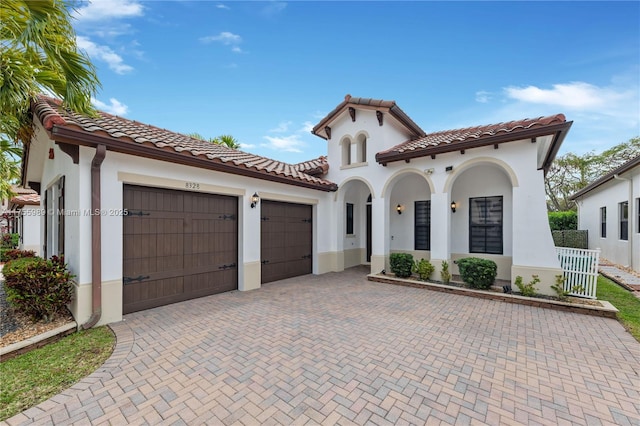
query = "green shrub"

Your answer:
(440, 260), (451, 284)
(552, 230), (588, 249)
(1, 249), (36, 263)
(3, 255), (74, 322)
(390, 253), (414, 278)
(1, 233), (20, 249)
(548, 211), (577, 231)
(514, 275), (540, 297)
(413, 258), (434, 281)
(457, 257), (497, 289)
(550, 274), (569, 301)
